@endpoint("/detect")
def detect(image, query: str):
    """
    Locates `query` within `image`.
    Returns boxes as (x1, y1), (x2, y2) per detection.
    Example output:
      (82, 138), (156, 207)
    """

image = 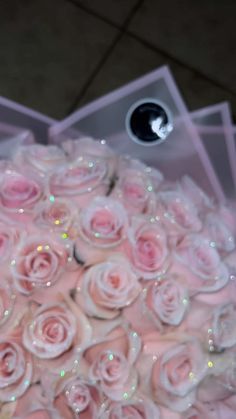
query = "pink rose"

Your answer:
(179, 175), (213, 212)
(75, 255), (141, 319)
(117, 157), (163, 192)
(35, 197), (78, 238)
(173, 234), (229, 293)
(146, 277), (189, 326)
(83, 325), (141, 401)
(62, 137), (117, 177)
(197, 367), (235, 403)
(0, 279), (15, 329)
(184, 397), (236, 419)
(9, 384), (58, 419)
(62, 137), (115, 161)
(197, 356), (236, 405)
(156, 190), (202, 240)
(54, 375), (104, 419)
(159, 406), (182, 418)
(49, 156), (111, 207)
(206, 303), (236, 352)
(203, 212), (235, 253)
(16, 409), (52, 419)
(183, 401), (219, 419)
(124, 276), (189, 335)
(23, 299), (92, 372)
(12, 144), (67, 173)
(178, 301), (236, 352)
(0, 329), (32, 402)
(126, 217), (169, 280)
(112, 165), (163, 215)
(0, 221), (21, 264)
(11, 234), (76, 297)
(0, 170), (43, 221)
(103, 398), (160, 418)
(75, 197), (128, 265)
(140, 333), (208, 412)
